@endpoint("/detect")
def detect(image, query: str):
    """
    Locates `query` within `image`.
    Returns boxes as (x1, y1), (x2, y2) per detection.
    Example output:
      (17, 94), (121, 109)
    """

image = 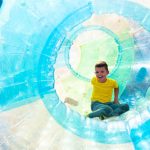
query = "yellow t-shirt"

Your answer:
(91, 77), (118, 103)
